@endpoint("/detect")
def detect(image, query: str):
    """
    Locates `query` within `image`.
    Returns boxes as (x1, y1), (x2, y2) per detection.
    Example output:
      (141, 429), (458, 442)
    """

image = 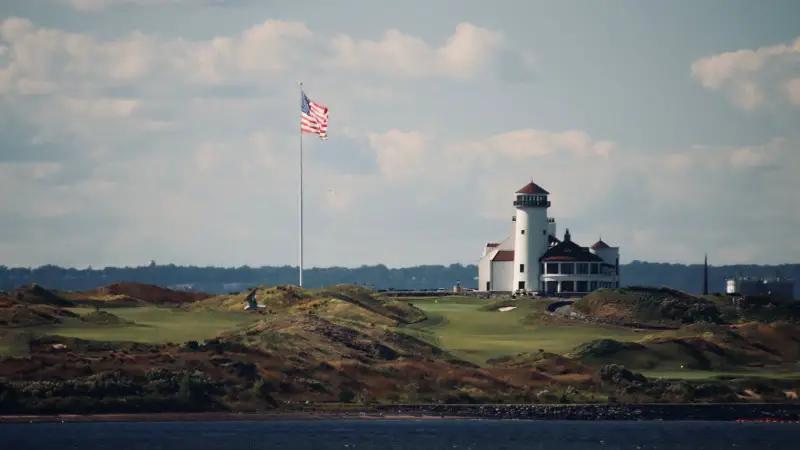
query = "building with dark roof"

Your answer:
(478, 181), (620, 295)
